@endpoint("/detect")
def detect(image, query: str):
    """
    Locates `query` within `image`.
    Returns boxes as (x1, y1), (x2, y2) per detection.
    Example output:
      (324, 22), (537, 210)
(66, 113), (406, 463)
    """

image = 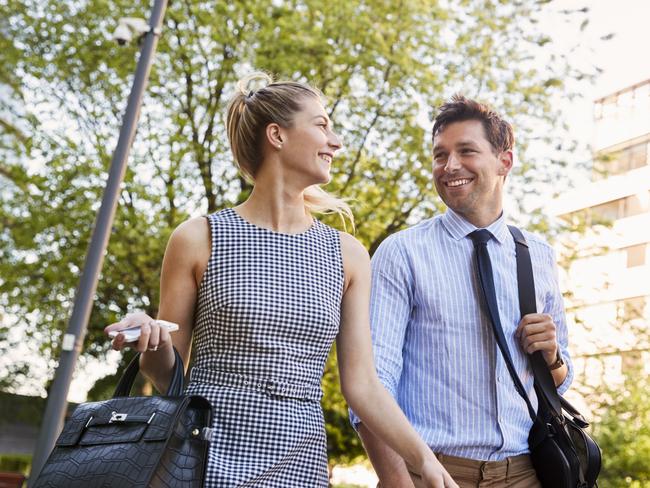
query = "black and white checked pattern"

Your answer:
(184, 208), (343, 487)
